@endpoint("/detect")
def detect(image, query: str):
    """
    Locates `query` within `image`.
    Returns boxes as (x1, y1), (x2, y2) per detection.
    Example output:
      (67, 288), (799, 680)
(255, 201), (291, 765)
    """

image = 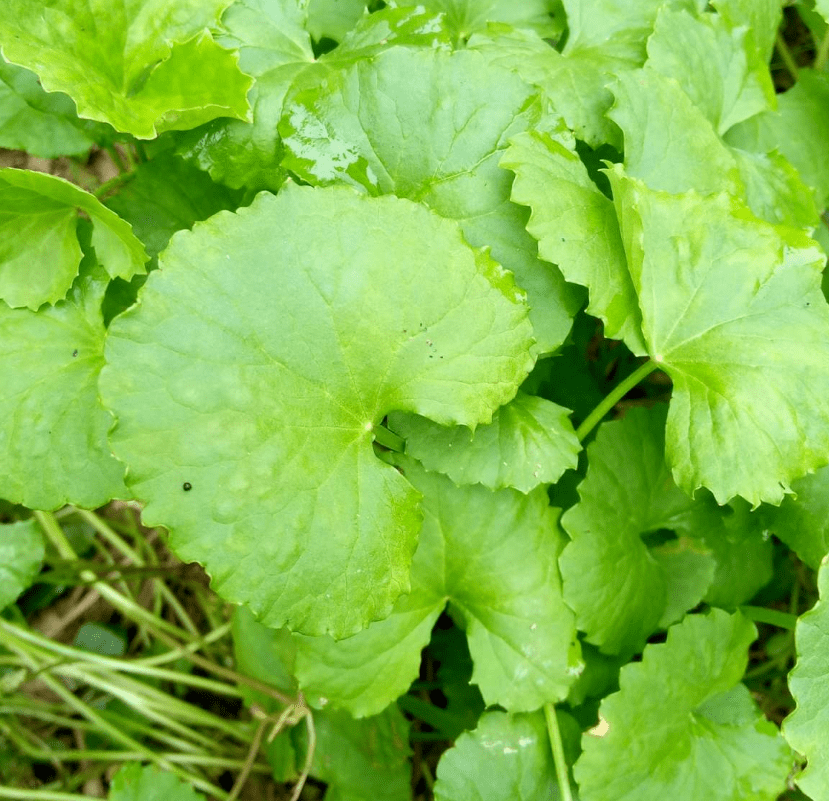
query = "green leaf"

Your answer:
(559, 405), (701, 655)
(171, 0), (316, 192)
(566, 642), (625, 708)
(232, 604), (298, 702)
(468, 26), (630, 149)
(646, 7), (774, 137)
(0, 58), (111, 157)
(0, 1), (252, 138)
(608, 168), (829, 506)
(478, 0), (710, 150)
(509, 0), (707, 148)
(693, 498), (773, 609)
(101, 185), (534, 638)
(0, 519), (44, 610)
(417, 0), (563, 40)
(291, 574), (444, 717)
(73, 621), (127, 657)
(306, 0), (367, 41)
(763, 466), (829, 570)
(502, 130), (643, 353)
(729, 146), (820, 230)
(104, 154), (244, 261)
(217, 0), (313, 78)
(575, 610), (792, 801)
(650, 537), (716, 628)
(308, 706), (412, 801)
(426, 625), (486, 738)
(330, 5), (453, 58)
(711, 0), (782, 64)
(289, 460), (580, 715)
(0, 168), (146, 310)
(0, 259), (128, 510)
(172, 70), (295, 193)
(280, 46), (581, 354)
(433, 711), (558, 801)
(726, 72), (829, 214)
(562, 0), (707, 63)
(784, 559), (829, 800)
(611, 64), (812, 230)
(760, 70), (829, 209)
(388, 392), (579, 493)
(231, 604), (300, 781)
(608, 68), (743, 196)
(109, 763), (206, 801)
